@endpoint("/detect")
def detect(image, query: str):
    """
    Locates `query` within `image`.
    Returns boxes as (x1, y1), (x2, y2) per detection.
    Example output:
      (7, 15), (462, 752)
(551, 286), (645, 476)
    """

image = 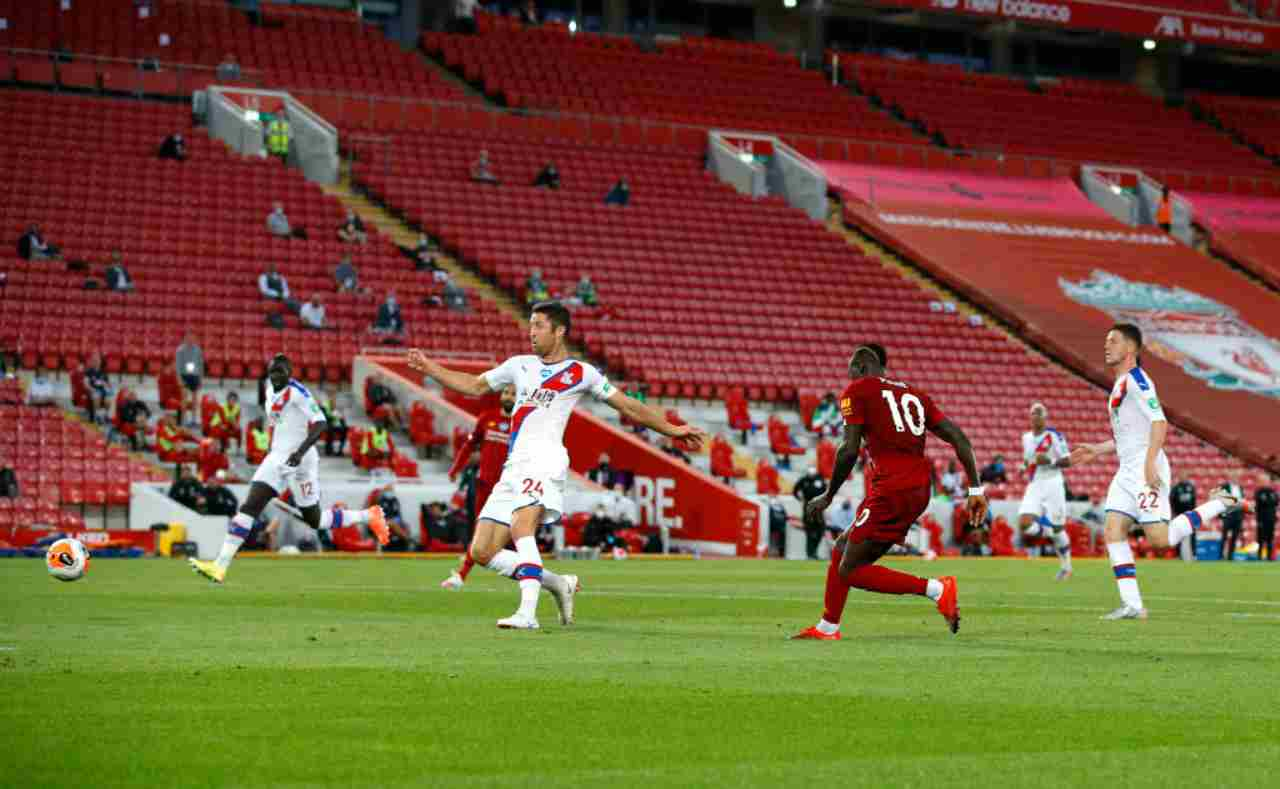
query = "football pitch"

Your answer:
(1, 556), (1278, 789)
